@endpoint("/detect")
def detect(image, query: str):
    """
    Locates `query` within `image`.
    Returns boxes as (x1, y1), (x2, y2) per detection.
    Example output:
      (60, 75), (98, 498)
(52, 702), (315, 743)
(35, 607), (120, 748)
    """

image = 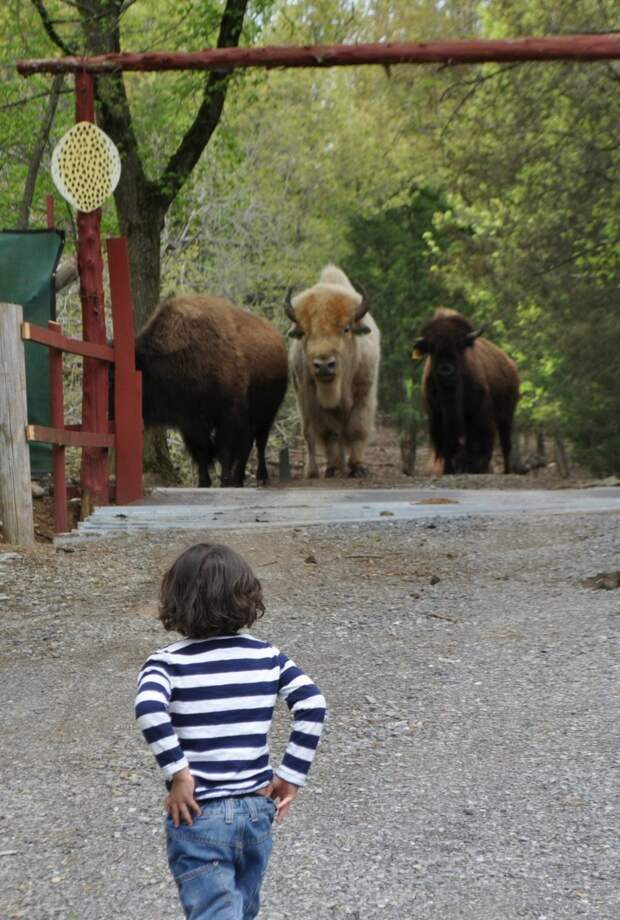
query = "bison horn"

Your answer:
(466, 324), (486, 344)
(284, 287), (297, 323)
(352, 282), (370, 322)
